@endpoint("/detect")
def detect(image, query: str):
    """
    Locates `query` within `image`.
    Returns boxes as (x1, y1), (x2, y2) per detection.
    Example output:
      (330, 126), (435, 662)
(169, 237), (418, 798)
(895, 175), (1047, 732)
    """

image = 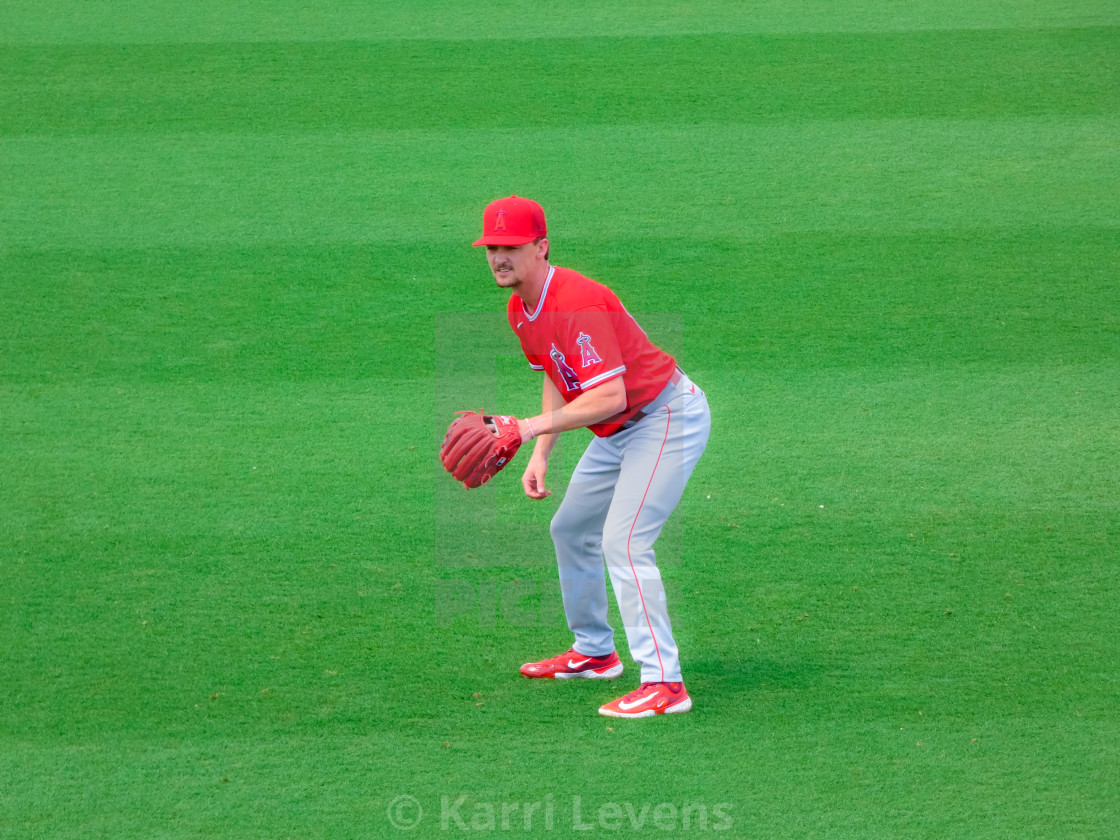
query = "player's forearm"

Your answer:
(519, 378), (627, 441)
(529, 430), (560, 459)
(523, 374), (565, 446)
(535, 391), (623, 434)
